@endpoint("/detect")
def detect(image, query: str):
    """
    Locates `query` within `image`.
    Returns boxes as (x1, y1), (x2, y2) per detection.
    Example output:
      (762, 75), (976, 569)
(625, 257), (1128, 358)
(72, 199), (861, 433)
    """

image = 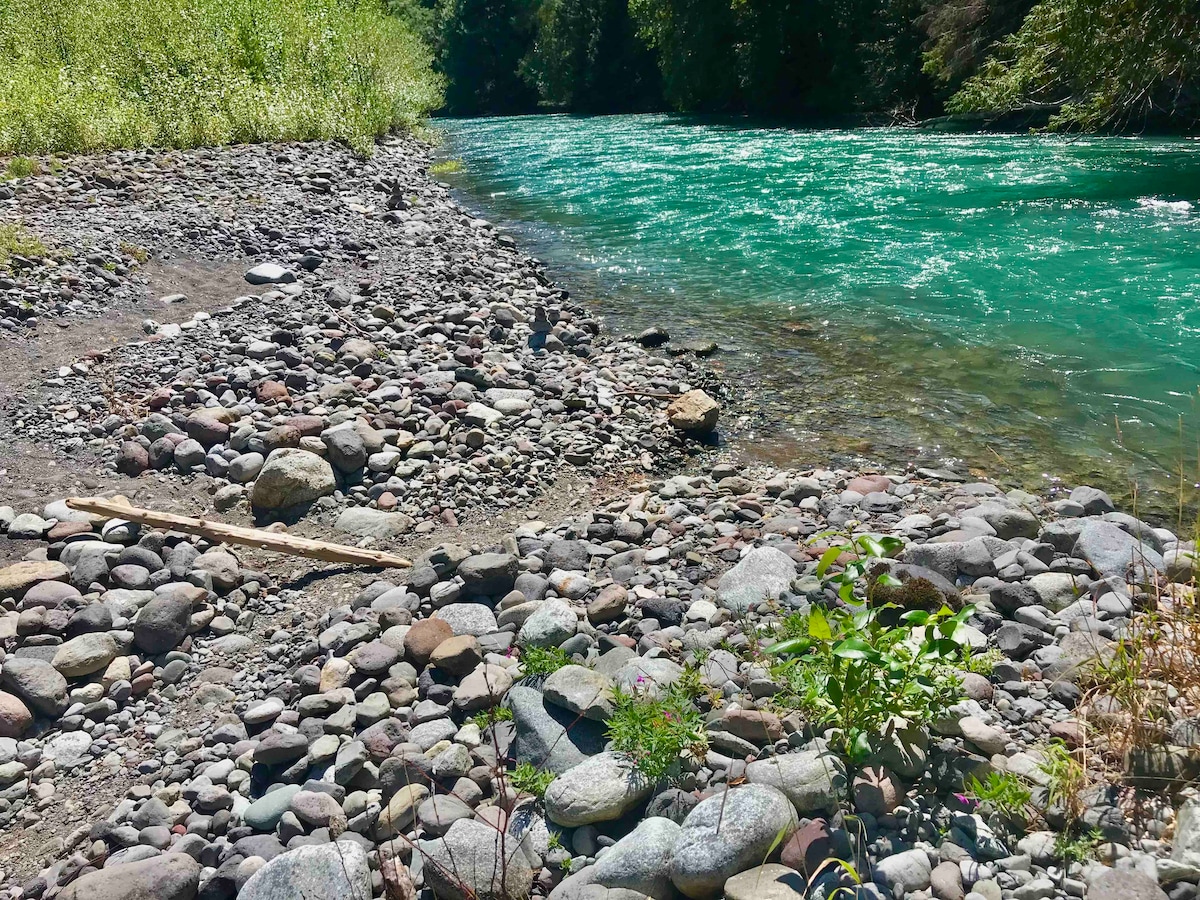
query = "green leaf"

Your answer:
(816, 546), (842, 577)
(832, 637), (873, 660)
(876, 572), (903, 589)
(900, 609), (930, 625)
(838, 582), (857, 604)
(808, 608), (832, 640)
(850, 730), (872, 762)
(827, 675), (843, 706)
(857, 535), (886, 558)
(765, 637), (810, 656)
(877, 536), (904, 553)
